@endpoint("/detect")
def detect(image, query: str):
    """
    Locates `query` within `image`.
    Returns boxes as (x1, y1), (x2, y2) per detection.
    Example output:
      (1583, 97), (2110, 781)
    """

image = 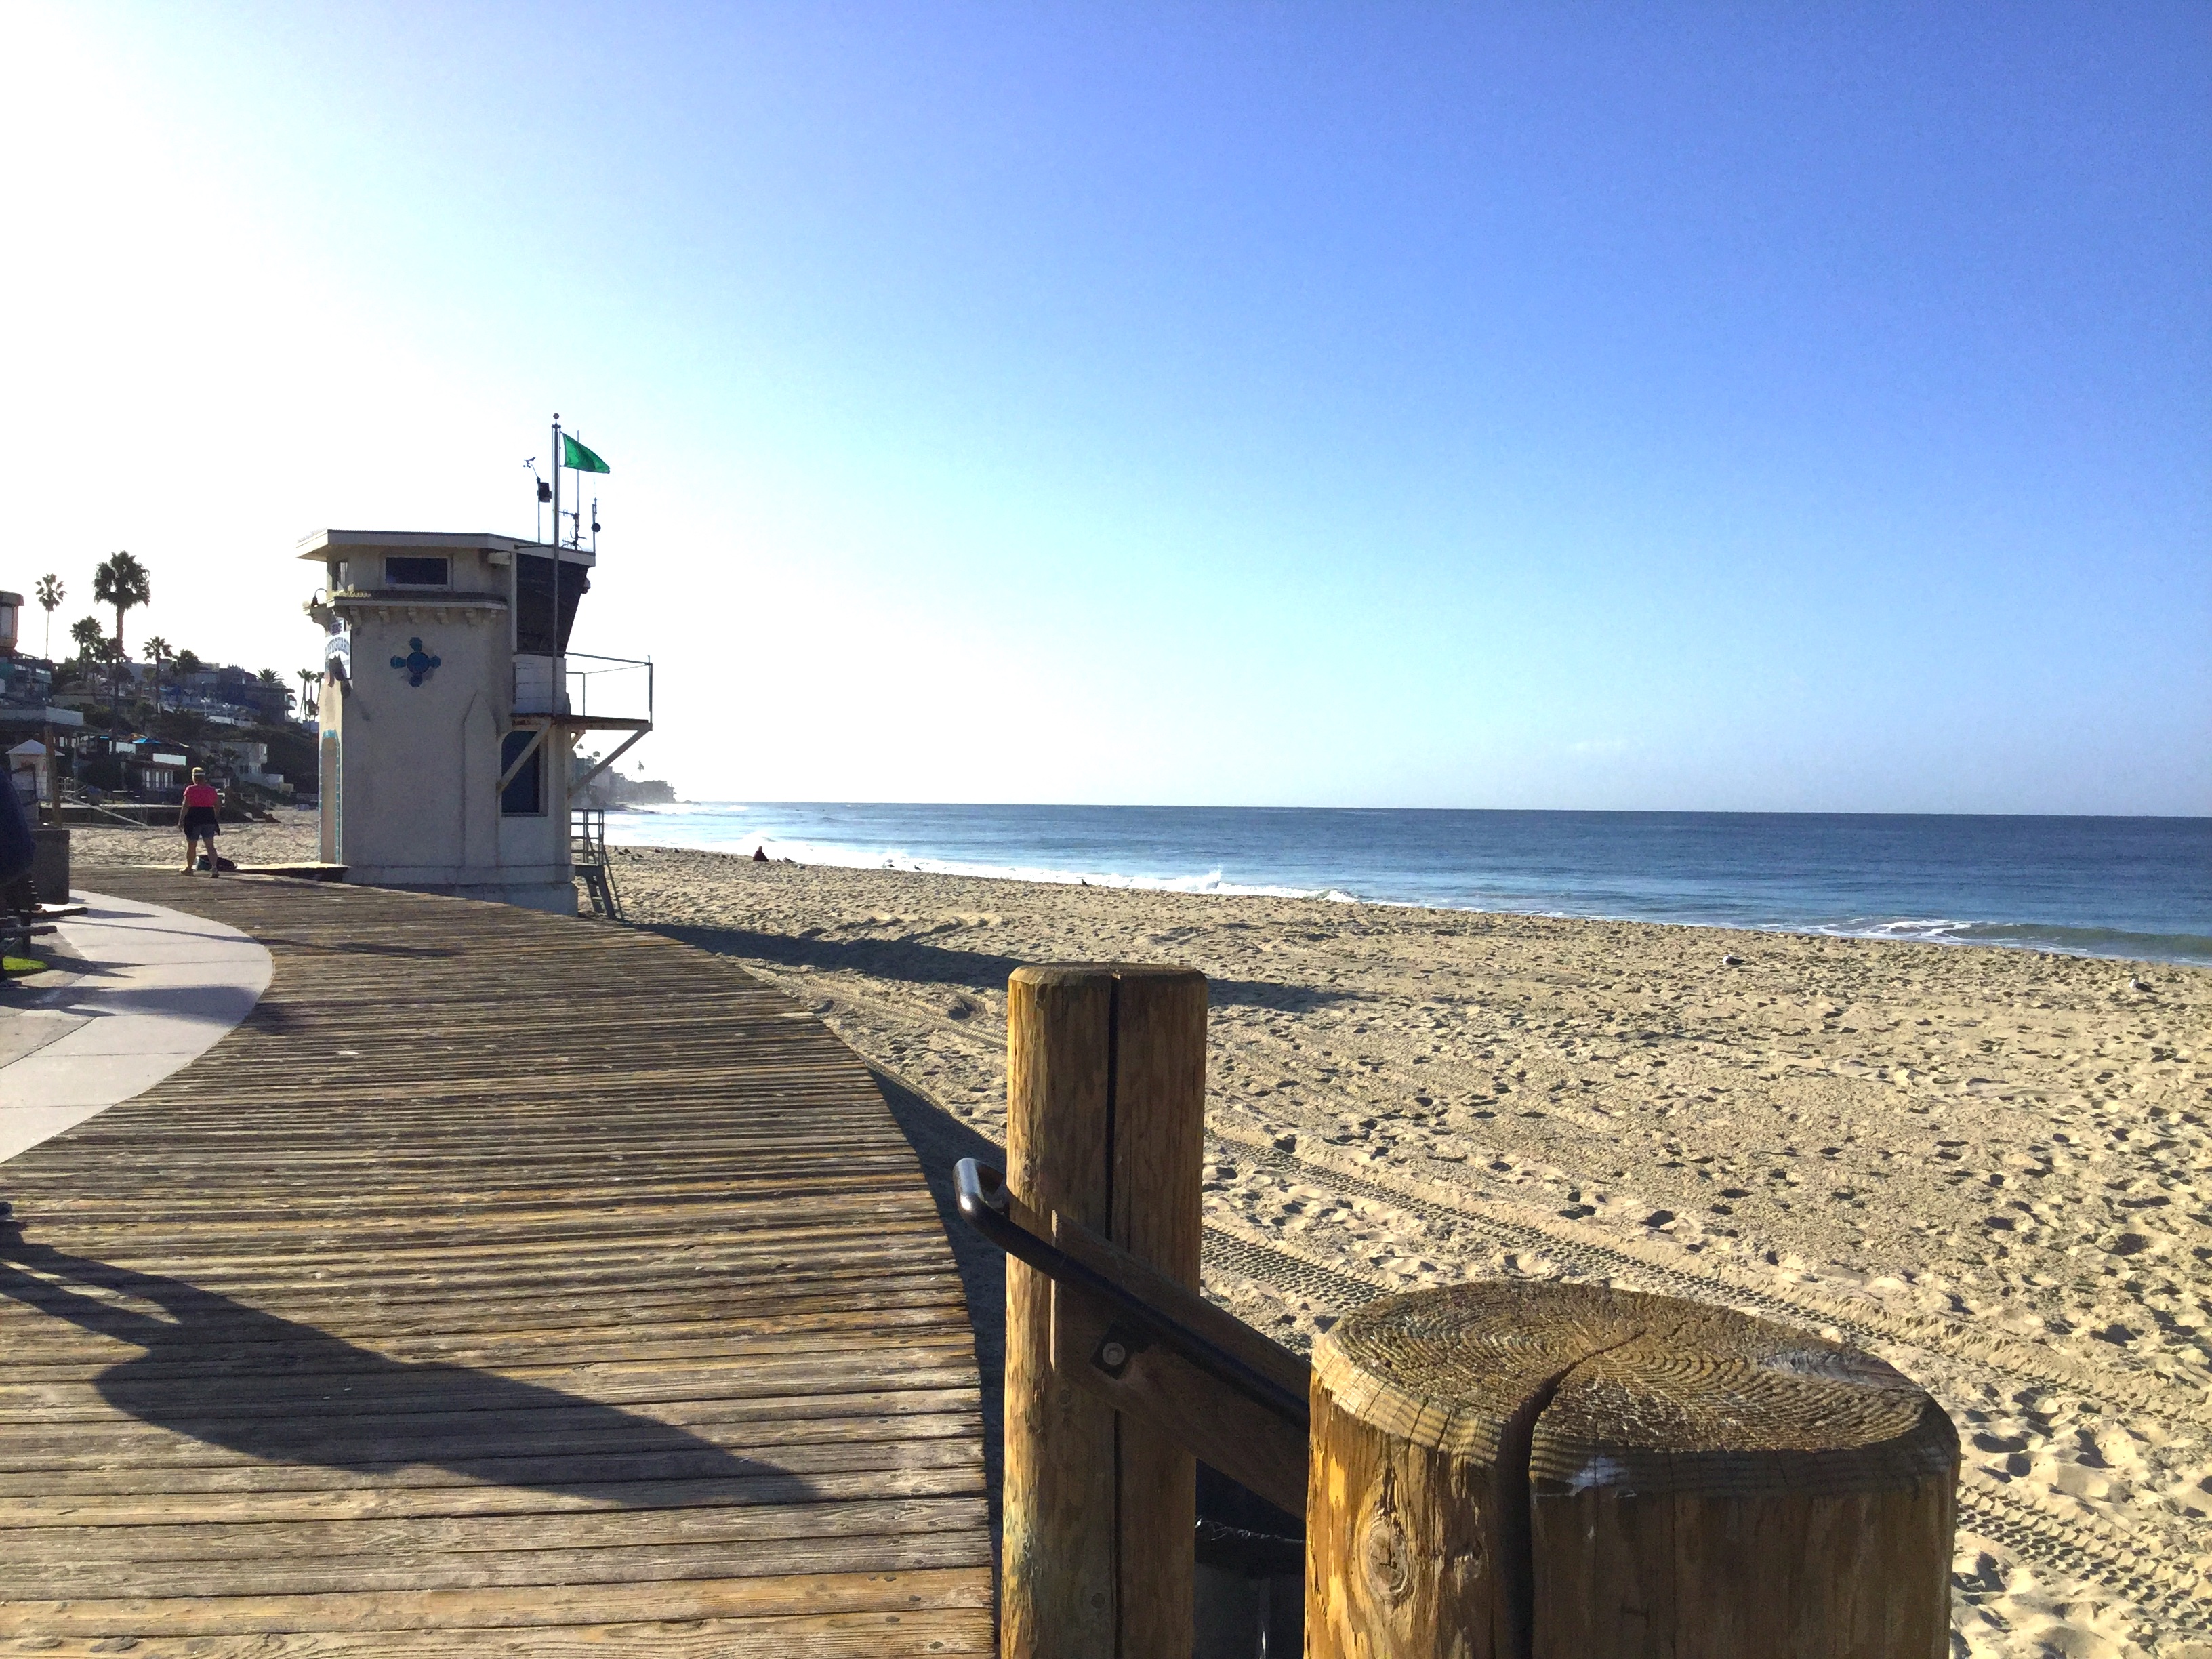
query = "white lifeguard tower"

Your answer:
(301, 495), (651, 913)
